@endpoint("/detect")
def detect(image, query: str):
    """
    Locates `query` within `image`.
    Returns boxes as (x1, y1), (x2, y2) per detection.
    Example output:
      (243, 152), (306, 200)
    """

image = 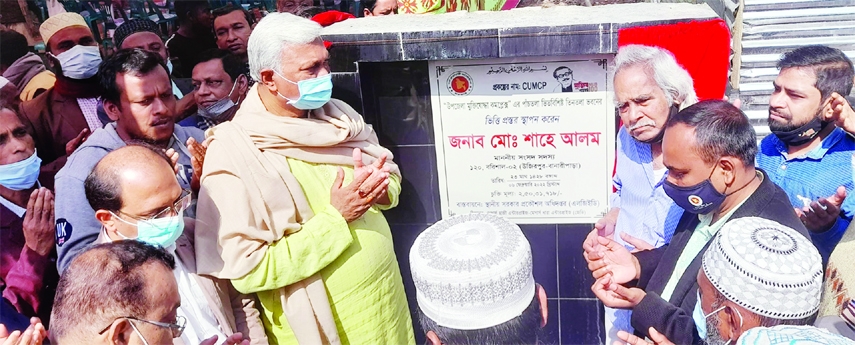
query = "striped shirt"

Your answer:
(605, 127), (685, 343)
(611, 127), (684, 248)
(756, 127), (855, 262)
